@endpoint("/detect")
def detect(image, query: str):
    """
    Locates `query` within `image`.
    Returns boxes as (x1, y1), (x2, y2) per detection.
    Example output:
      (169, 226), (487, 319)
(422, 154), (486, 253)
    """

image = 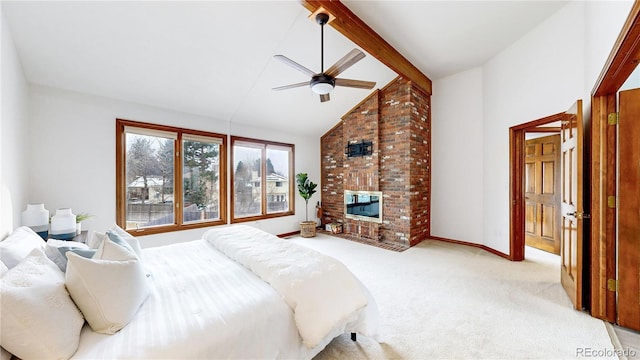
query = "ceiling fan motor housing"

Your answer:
(310, 73), (335, 94)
